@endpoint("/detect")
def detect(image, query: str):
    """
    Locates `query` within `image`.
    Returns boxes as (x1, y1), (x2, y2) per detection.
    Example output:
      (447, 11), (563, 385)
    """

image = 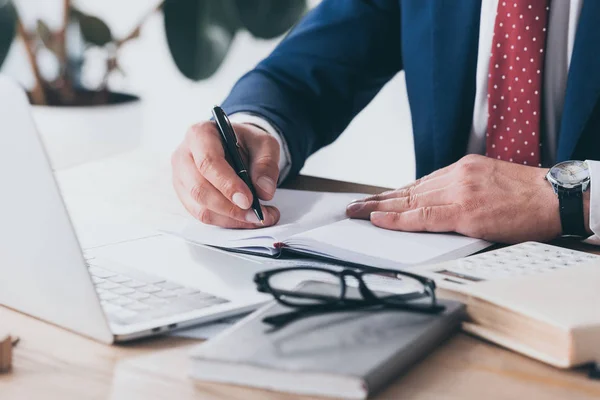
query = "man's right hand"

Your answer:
(172, 121), (281, 228)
